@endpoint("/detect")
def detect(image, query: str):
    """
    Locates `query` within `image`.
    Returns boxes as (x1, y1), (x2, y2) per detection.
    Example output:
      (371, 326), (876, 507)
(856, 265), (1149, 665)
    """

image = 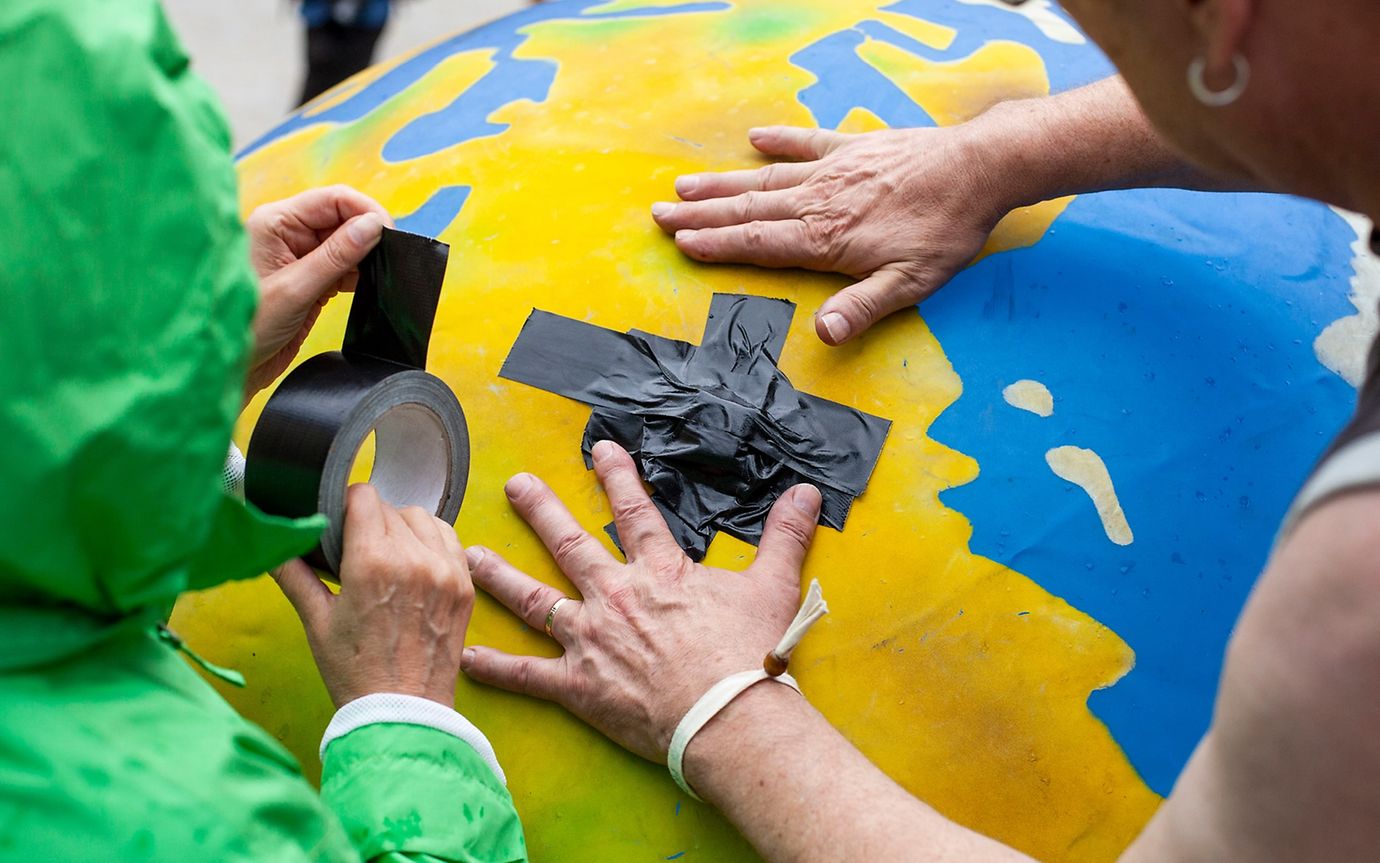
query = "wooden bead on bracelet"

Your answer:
(763, 651), (789, 677)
